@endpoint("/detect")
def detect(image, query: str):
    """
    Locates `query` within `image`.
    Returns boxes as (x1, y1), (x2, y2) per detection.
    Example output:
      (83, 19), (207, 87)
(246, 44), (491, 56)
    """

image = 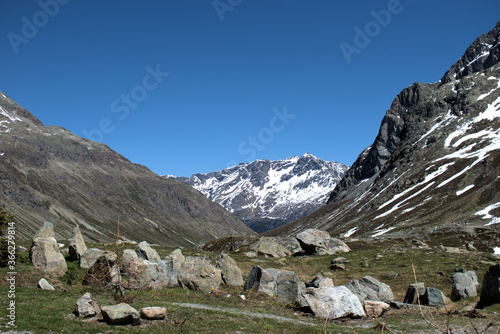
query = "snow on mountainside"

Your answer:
(265, 21), (500, 244)
(168, 153), (348, 233)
